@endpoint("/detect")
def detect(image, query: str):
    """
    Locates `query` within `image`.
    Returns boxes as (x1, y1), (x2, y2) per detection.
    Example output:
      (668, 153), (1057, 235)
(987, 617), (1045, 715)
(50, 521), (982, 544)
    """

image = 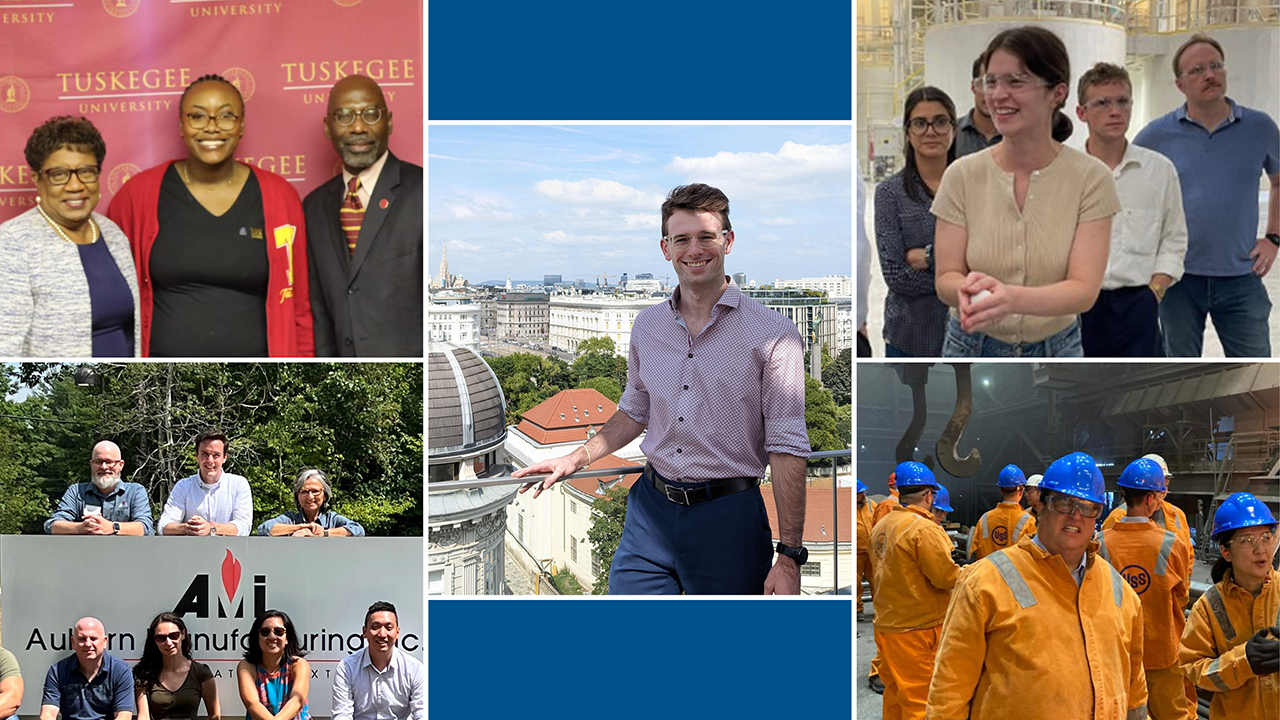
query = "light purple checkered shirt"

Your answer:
(618, 279), (811, 480)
